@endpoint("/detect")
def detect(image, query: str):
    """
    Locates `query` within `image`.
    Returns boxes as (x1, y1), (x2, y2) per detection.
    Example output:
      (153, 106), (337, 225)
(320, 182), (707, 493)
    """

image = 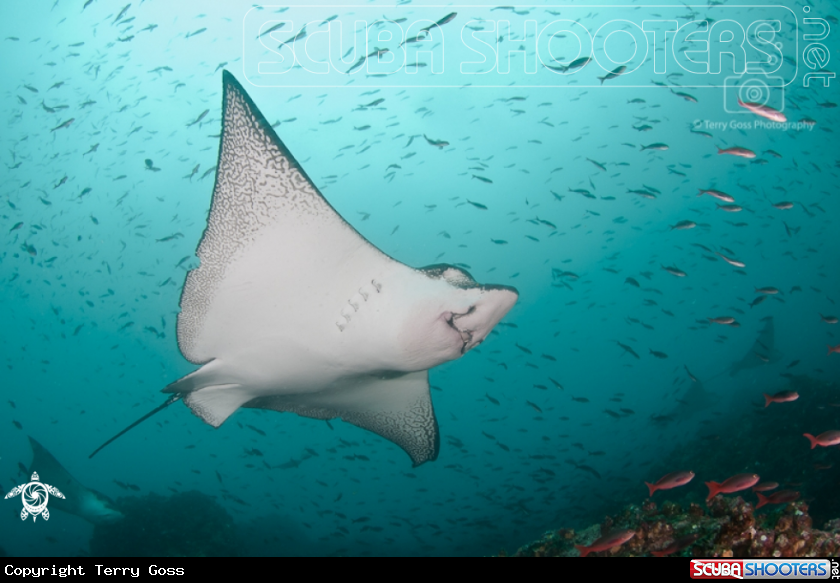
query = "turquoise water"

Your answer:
(1, 0), (838, 557)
